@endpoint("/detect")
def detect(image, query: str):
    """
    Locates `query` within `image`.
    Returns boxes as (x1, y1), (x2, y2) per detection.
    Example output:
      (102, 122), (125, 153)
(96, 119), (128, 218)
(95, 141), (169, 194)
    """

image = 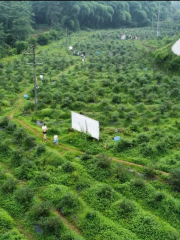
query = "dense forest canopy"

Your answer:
(0, 1), (176, 49)
(32, 1), (173, 29)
